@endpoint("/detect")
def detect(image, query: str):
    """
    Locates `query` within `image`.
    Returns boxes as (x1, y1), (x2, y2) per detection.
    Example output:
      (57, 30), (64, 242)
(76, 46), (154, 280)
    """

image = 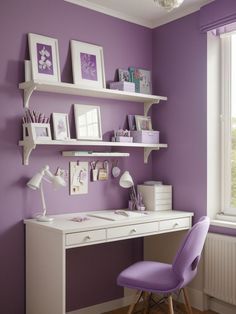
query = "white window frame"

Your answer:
(220, 34), (233, 215)
(207, 31), (236, 227)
